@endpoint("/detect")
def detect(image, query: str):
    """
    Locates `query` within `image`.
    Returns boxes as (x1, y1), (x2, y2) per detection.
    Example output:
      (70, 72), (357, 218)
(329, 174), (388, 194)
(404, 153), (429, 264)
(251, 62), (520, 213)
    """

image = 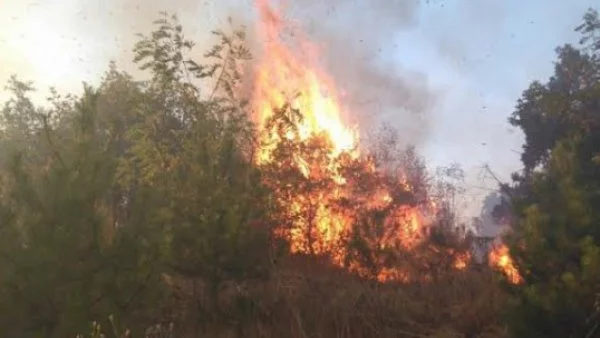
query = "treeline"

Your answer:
(497, 8), (600, 338)
(0, 8), (598, 338)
